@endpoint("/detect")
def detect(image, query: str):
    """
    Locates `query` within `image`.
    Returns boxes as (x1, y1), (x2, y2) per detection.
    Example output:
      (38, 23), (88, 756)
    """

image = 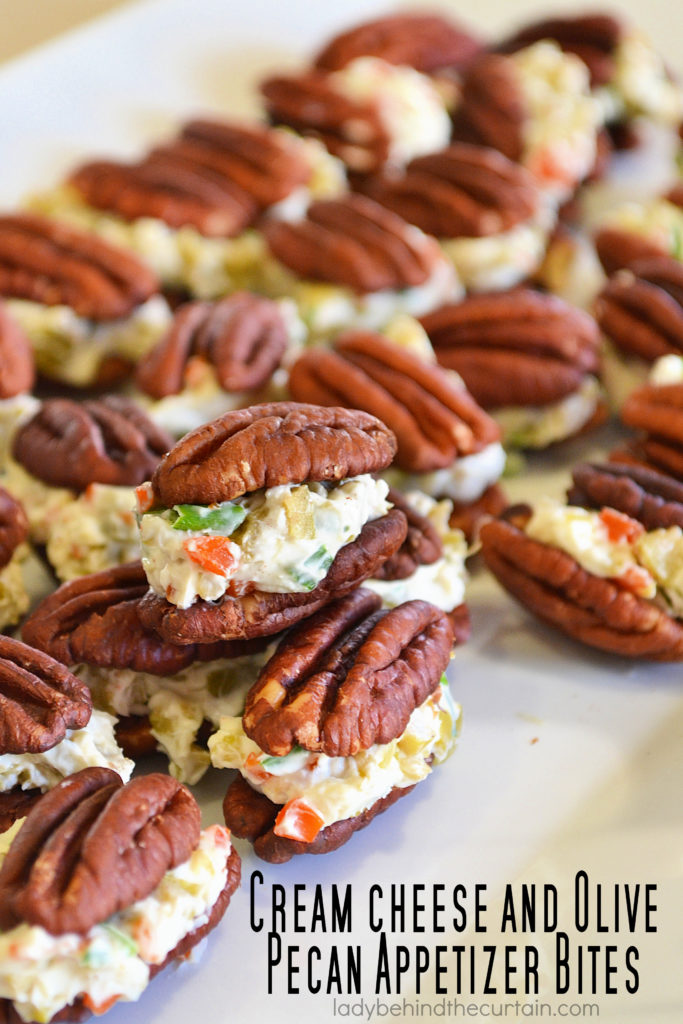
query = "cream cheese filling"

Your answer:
(602, 31), (683, 126)
(139, 475), (390, 608)
(440, 217), (552, 293)
(494, 375), (602, 448)
(0, 825), (232, 1024)
(600, 338), (651, 412)
(209, 682), (459, 830)
(46, 484), (139, 581)
(1, 459), (74, 546)
(0, 395), (41, 469)
(0, 544), (31, 631)
(386, 441), (506, 504)
(598, 197), (683, 262)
